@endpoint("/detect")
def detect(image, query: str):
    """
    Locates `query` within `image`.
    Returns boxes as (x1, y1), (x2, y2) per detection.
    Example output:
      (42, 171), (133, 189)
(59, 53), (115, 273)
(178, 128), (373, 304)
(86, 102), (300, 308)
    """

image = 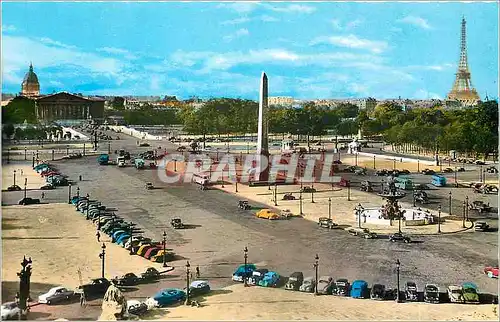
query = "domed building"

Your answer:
(21, 63), (40, 97)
